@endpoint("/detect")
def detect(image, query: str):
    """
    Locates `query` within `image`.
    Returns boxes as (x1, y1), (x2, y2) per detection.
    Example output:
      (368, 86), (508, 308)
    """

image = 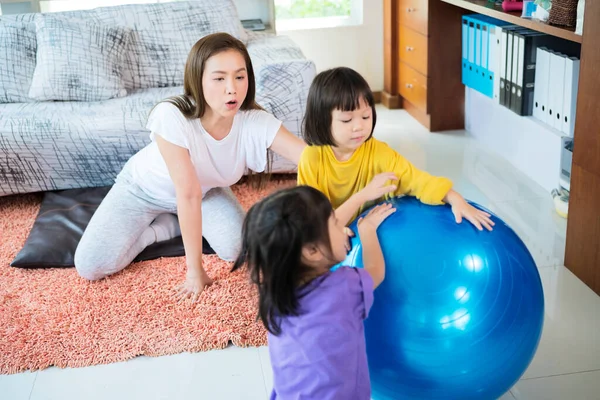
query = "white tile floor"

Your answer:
(3, 107), (600, 400)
